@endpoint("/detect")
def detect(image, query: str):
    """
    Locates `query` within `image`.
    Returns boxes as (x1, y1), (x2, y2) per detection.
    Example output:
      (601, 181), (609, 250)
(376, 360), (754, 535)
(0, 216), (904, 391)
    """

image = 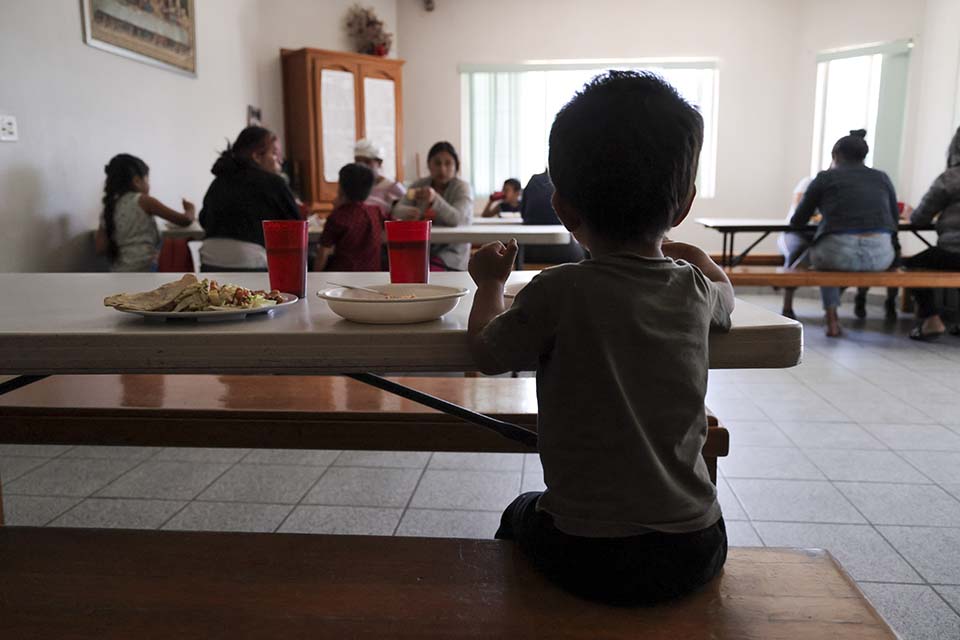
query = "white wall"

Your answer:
(398, 0), (801, 249)
(0, 0), (396, 272)
(398, 0), (957, 253)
